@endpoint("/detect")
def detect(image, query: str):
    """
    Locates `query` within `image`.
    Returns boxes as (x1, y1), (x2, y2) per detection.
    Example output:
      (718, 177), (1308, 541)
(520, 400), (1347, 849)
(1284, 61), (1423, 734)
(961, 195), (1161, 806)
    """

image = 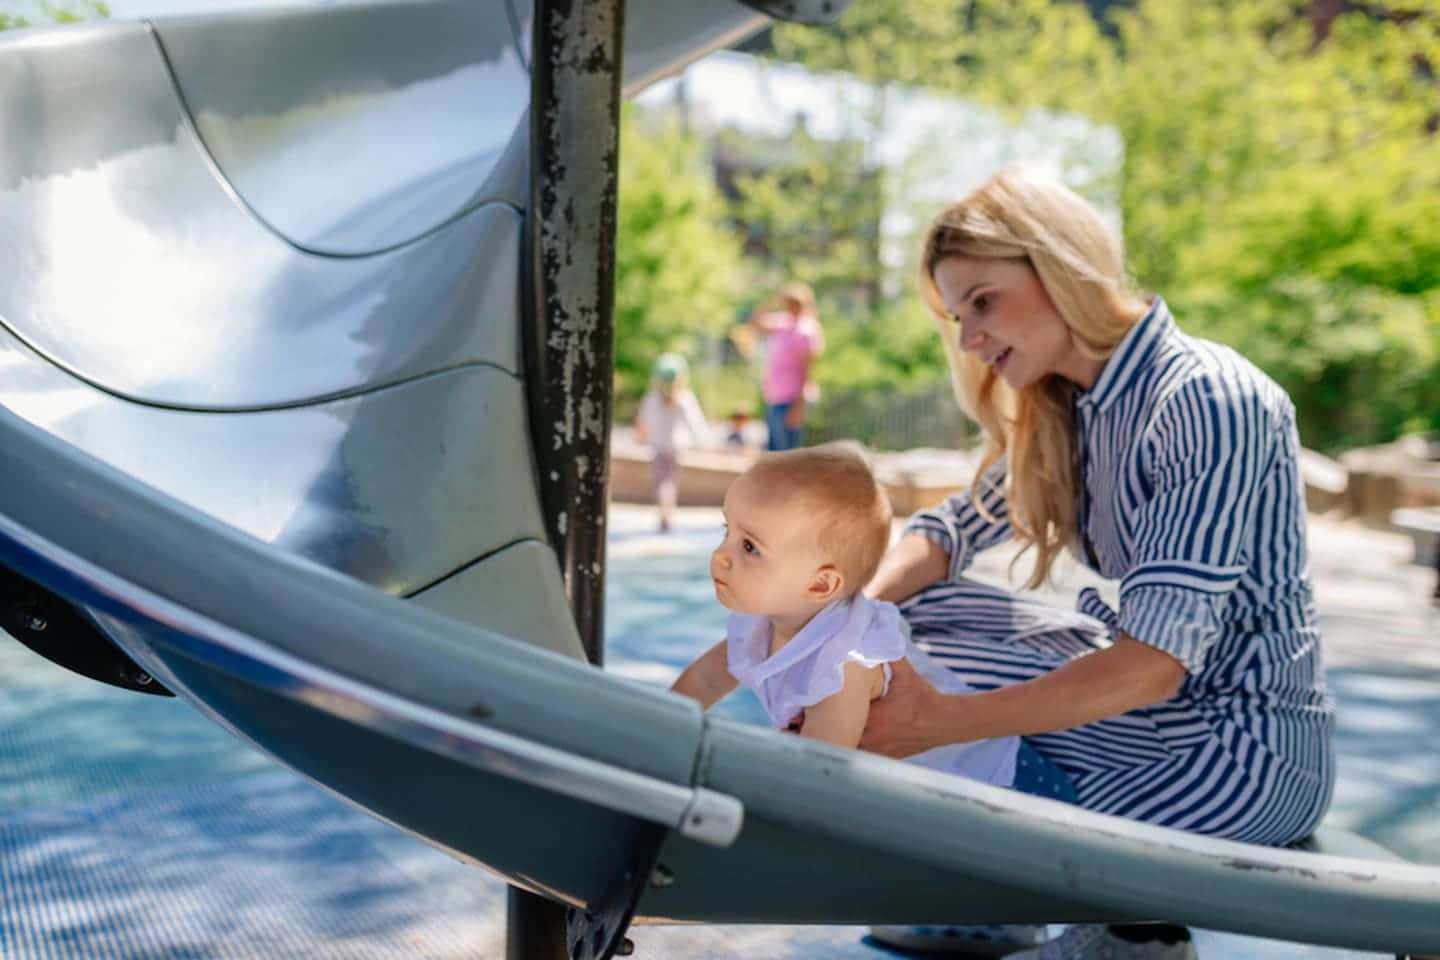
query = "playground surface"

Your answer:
(0, 506), (1435, 958)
